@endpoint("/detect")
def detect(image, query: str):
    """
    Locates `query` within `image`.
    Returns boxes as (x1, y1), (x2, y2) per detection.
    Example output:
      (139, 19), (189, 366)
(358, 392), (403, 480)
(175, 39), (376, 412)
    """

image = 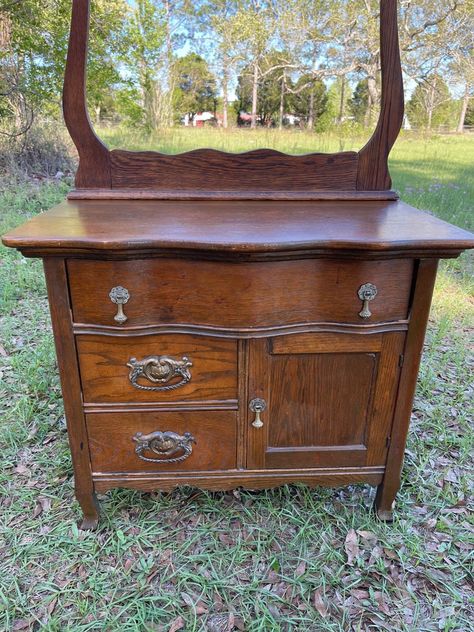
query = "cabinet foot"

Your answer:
(374, 506), (394, 522)
(374, 481), (396, 522)
(77, 492), (100, 530)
